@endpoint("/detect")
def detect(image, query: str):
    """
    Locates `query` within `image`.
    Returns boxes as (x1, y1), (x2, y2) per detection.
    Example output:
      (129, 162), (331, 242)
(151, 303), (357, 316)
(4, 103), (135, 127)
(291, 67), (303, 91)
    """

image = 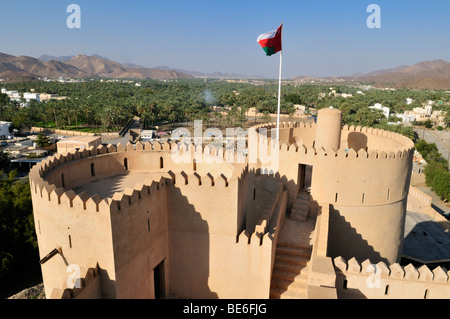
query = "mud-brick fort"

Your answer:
(29, 108), (450, 299)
